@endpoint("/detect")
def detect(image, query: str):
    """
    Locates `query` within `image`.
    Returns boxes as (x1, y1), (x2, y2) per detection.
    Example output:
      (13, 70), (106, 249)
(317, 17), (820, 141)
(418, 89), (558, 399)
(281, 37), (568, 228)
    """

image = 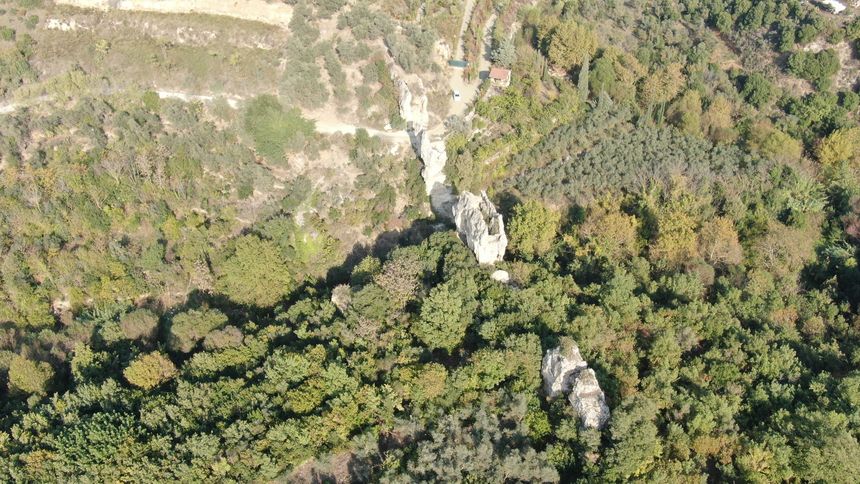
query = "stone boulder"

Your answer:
(541, 341), (610, 430)
(490, 269), (510, 283)
(568, 369), (611, 430)
(452, 191), (507, 264)
(541, 343), (587, 399)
